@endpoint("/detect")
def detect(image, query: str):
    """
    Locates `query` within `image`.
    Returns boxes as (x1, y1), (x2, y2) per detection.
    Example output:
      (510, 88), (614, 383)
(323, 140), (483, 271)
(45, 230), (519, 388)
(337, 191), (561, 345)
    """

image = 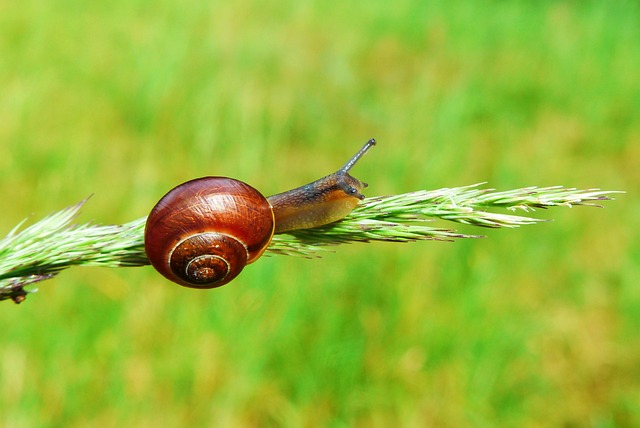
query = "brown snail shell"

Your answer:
(144, 177), (275, 289)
